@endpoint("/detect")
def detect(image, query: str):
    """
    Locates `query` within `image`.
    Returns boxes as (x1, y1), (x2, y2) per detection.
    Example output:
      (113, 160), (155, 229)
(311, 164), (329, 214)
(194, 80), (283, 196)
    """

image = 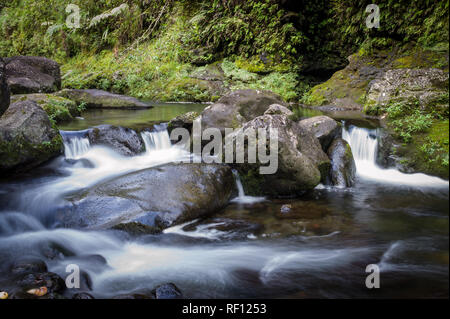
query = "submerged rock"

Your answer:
(152, 283), (183, 299)
(229, 114), (330, 197)
(298, 116), (341, 152)
(10, 257), (48, 276)
(0, 100), (63, 175)
(5, 56), (61, 94)
(201, 89), (286, 133)
(277, 202), (331, 219)
(327, 138), (356, 187)
(87, 124), (145, 156)
(61, 163), (235, 229)
(56, 89), (151, 109)
(0, 58), (10, 117)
